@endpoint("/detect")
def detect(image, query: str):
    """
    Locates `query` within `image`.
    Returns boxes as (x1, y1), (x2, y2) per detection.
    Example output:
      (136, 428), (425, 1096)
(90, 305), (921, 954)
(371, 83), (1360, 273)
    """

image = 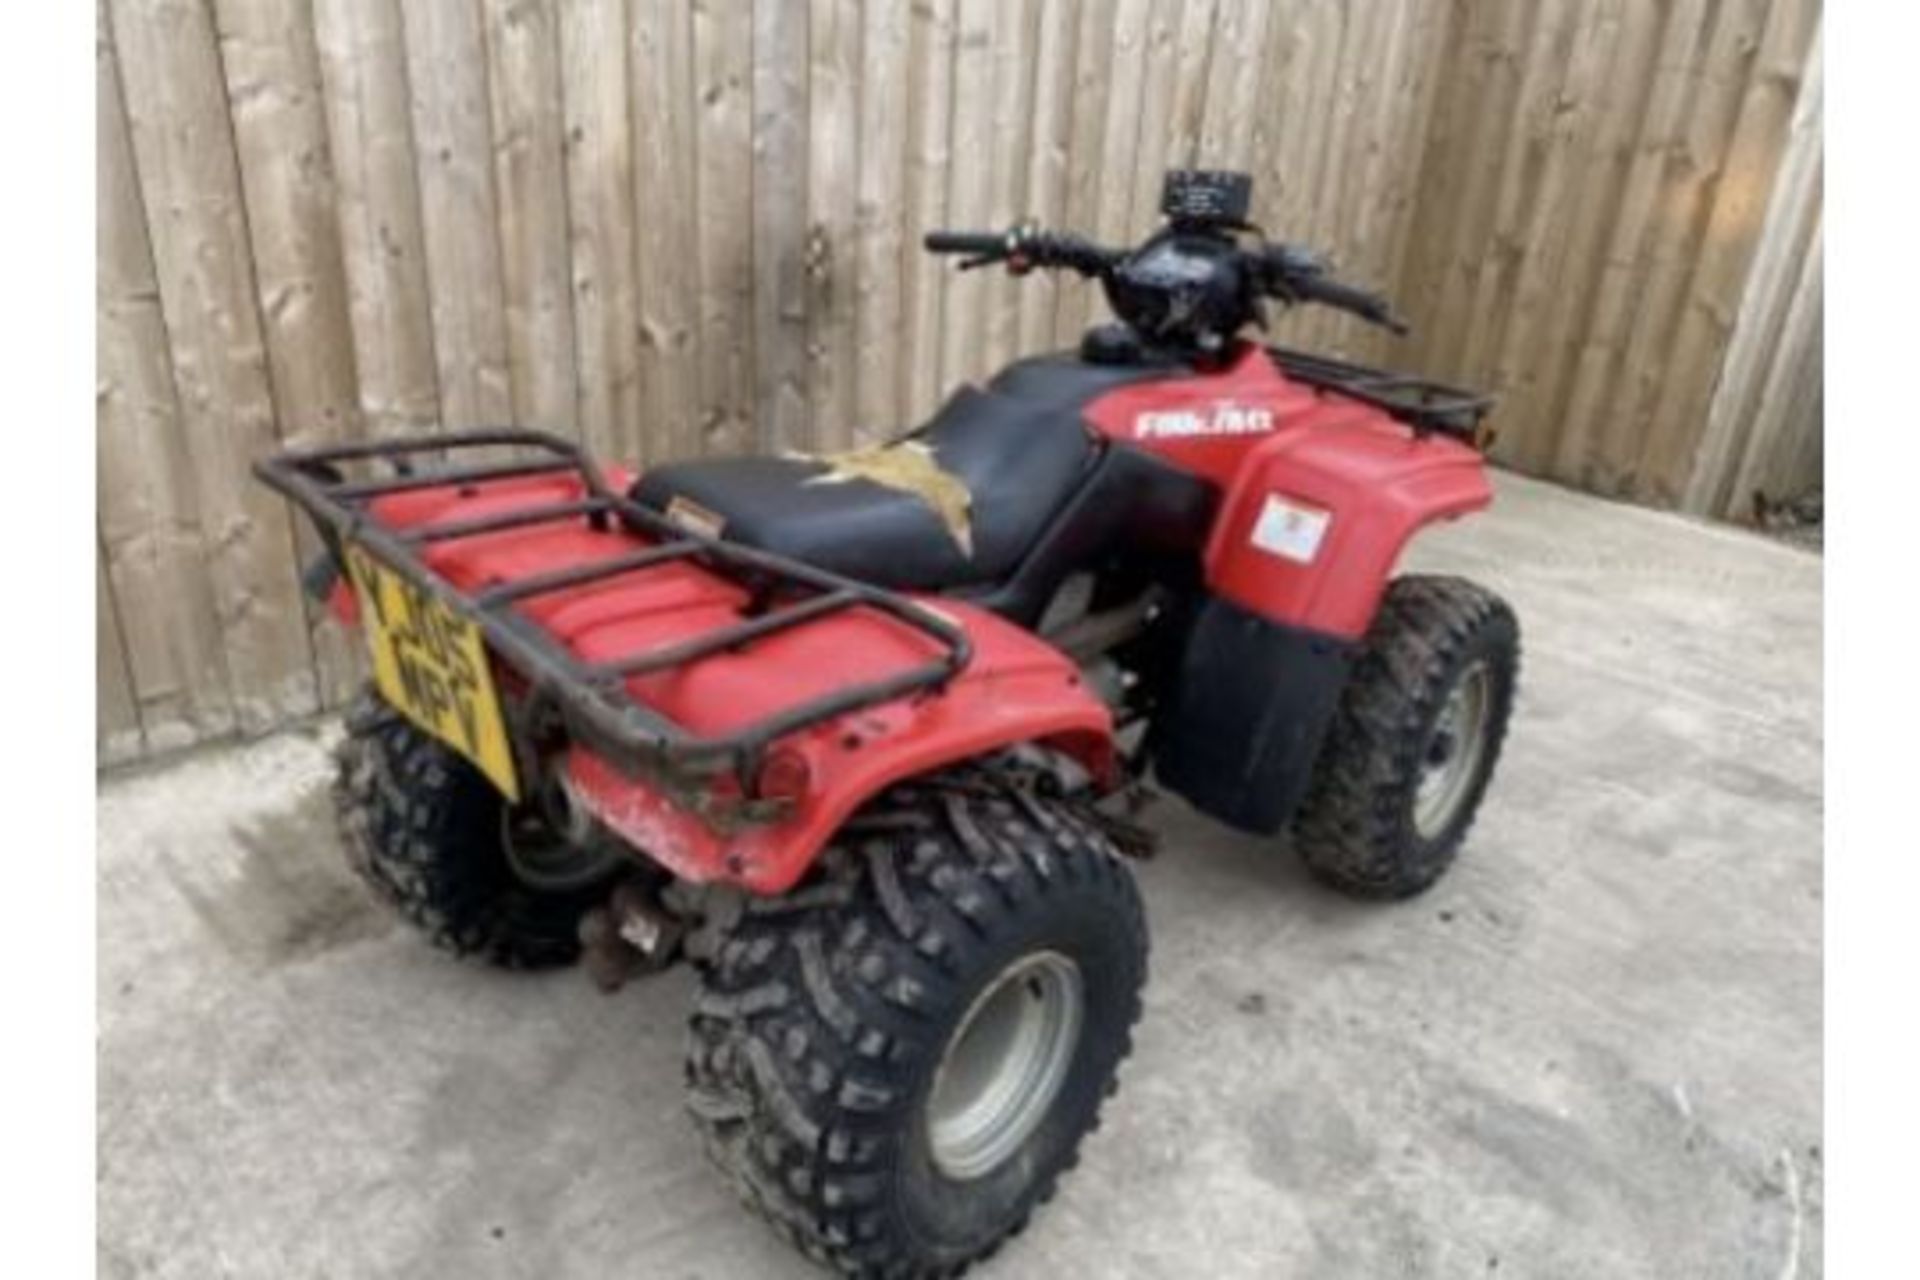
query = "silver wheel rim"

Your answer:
(926, 951), (1085, 1180)
(500, 804), (621, 893)
(1414, 660), (1493, 840)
